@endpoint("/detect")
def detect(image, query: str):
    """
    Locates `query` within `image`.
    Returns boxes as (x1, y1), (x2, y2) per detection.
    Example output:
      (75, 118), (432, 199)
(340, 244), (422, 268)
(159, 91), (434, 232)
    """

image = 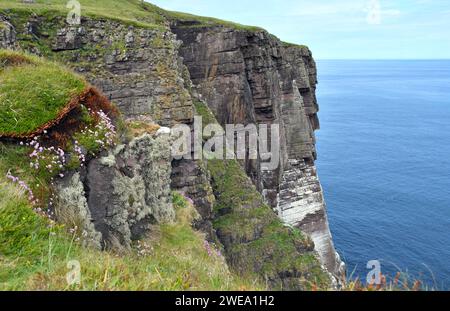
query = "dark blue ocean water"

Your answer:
(315, 60), (450, 290)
